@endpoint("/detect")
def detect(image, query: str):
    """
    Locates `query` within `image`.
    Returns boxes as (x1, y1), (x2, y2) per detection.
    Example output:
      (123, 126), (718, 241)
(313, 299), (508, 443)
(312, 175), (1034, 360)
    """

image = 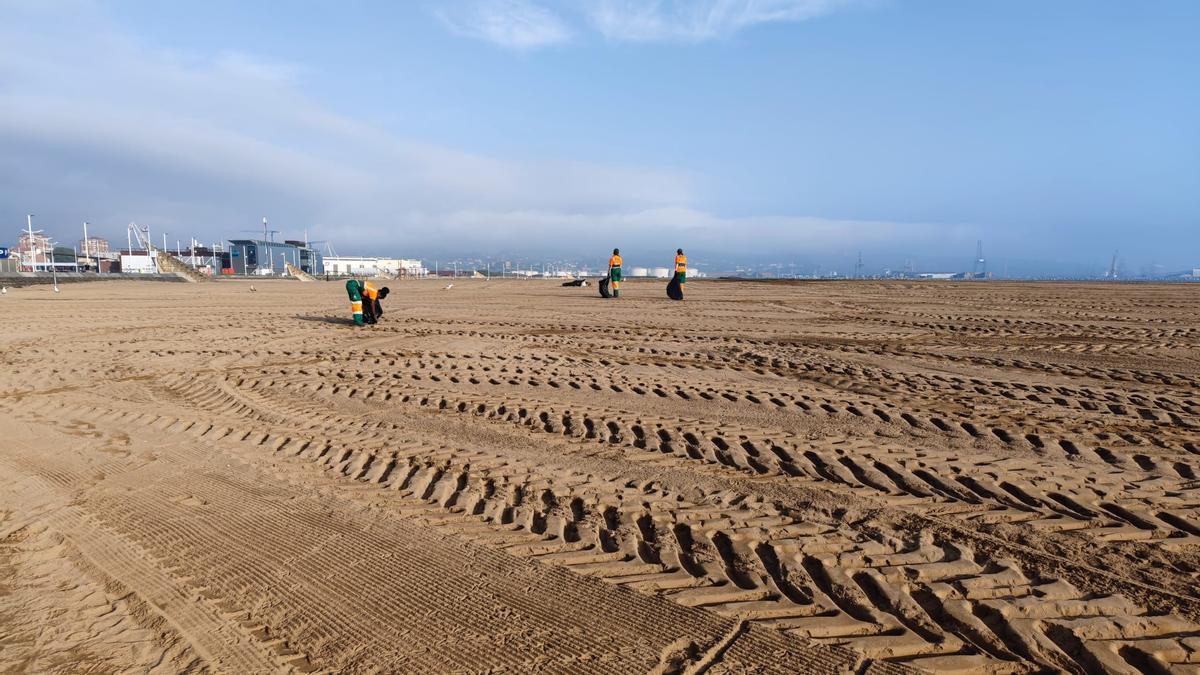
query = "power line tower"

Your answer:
(855, 251), (864, 279)
(1106, 251), (1119, 279)
(972, 240), (986, 278)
